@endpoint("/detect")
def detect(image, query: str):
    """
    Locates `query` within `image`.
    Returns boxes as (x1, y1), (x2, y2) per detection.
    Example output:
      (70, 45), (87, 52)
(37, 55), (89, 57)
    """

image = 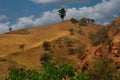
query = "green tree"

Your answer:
(58, 8), (66, 21)
(43, 41), (51, 50)
(9, 28), (12, 32)
(70, 18), (78, 24)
